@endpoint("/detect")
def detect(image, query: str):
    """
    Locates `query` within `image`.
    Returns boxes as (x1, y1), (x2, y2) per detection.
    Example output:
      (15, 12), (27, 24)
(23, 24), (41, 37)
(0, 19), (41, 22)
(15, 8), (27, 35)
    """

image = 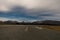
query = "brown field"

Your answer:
(38, 25), (60, 31)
